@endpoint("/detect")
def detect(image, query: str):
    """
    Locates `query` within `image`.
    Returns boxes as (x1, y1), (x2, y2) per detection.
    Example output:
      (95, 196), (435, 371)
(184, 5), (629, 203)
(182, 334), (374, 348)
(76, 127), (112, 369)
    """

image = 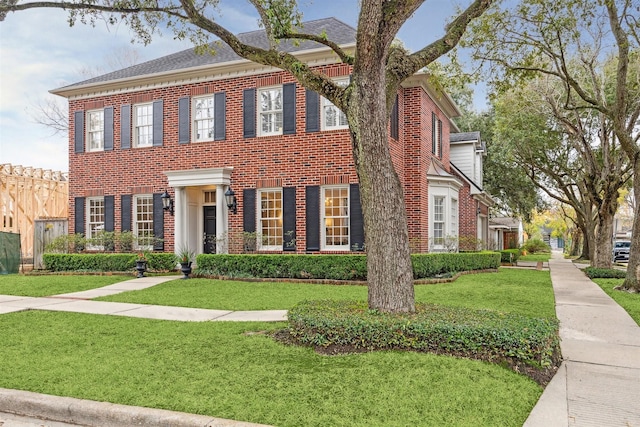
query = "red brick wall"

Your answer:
(68, 64), (452, 253)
